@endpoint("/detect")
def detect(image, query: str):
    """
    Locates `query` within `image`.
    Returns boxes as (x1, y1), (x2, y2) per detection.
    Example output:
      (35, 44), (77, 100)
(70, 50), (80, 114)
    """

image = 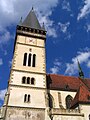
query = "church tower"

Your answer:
(2, 8), (48, 120)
